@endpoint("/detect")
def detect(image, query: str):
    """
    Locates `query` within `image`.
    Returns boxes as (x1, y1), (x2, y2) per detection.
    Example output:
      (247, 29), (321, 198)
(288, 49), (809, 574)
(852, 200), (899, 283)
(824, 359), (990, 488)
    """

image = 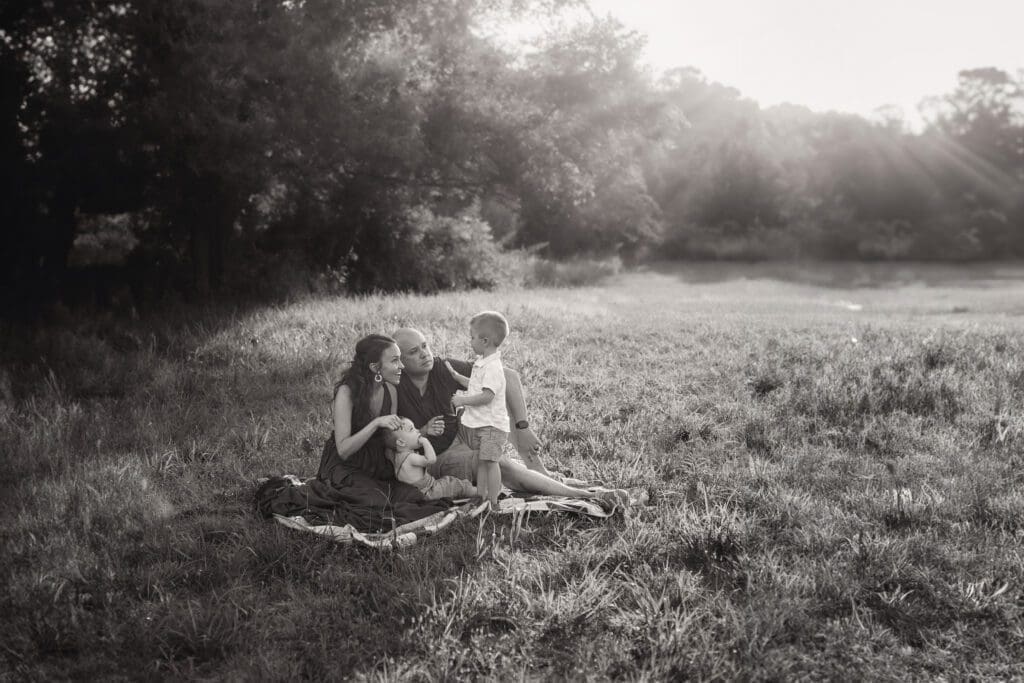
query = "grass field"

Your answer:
(3, 263), (1024, 680)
